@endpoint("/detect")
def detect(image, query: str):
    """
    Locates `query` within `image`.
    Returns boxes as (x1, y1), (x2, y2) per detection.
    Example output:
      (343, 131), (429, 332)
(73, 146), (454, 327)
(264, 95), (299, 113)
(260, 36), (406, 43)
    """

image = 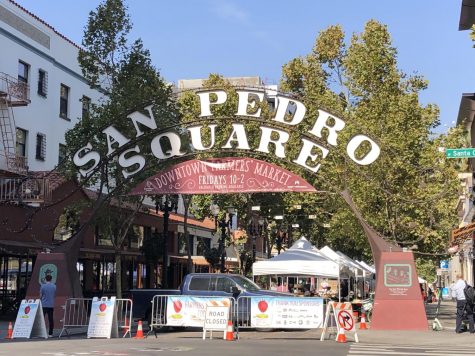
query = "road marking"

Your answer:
(131, 347), (193, 352)
(349, 343), (475, 356)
